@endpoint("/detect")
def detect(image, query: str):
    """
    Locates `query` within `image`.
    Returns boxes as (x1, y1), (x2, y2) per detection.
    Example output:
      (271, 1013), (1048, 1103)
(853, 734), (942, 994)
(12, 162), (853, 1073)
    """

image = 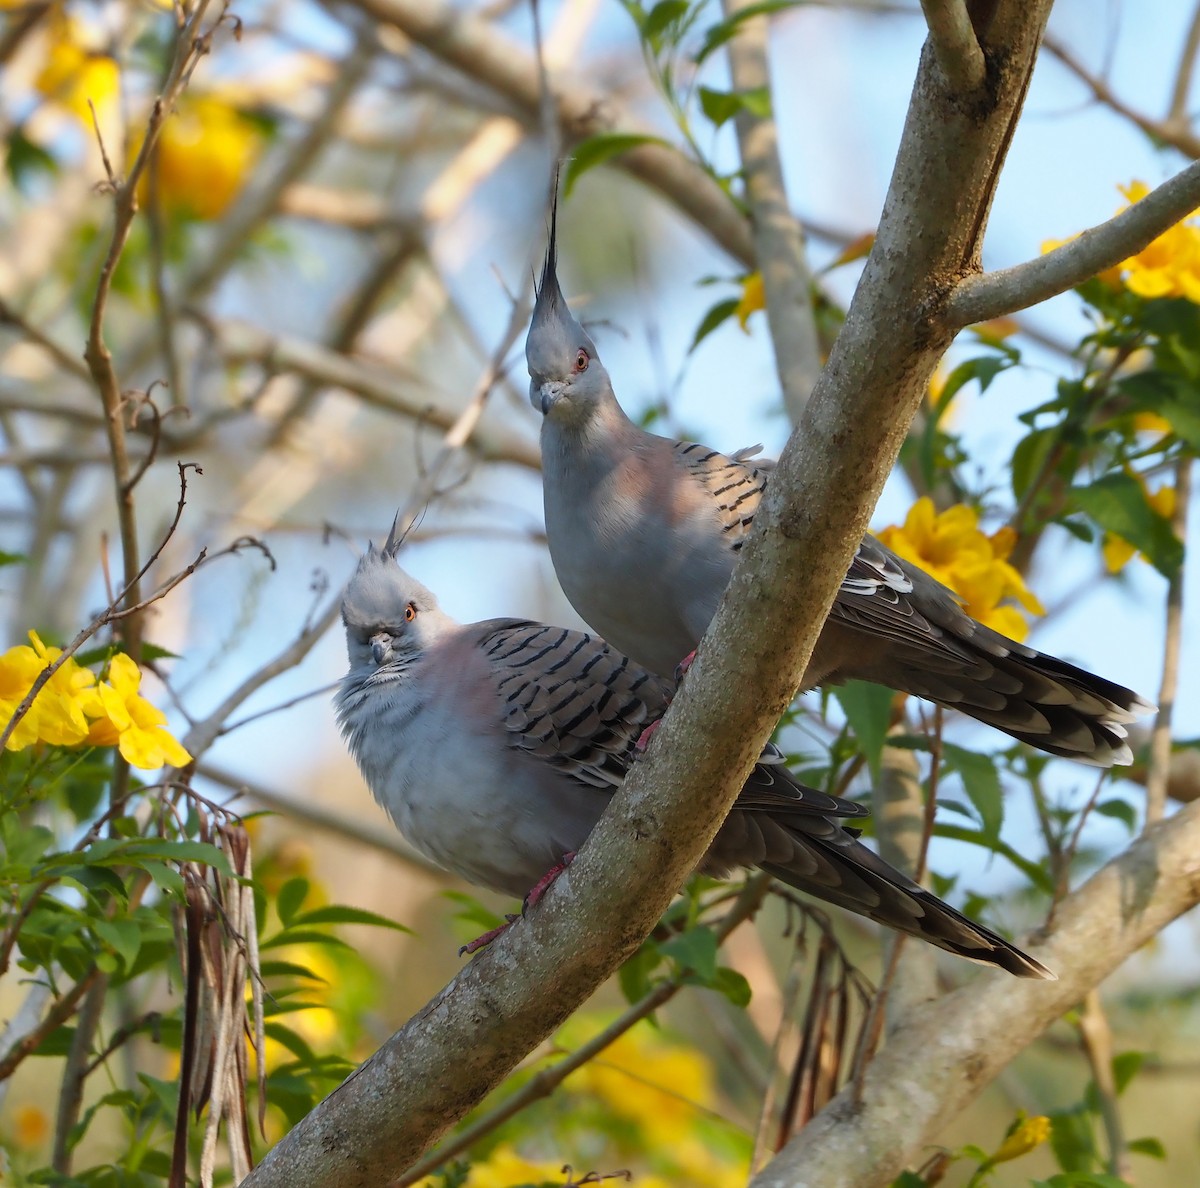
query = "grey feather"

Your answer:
(336, 548), (1053, 979)
(526, 226), (1153, 768)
